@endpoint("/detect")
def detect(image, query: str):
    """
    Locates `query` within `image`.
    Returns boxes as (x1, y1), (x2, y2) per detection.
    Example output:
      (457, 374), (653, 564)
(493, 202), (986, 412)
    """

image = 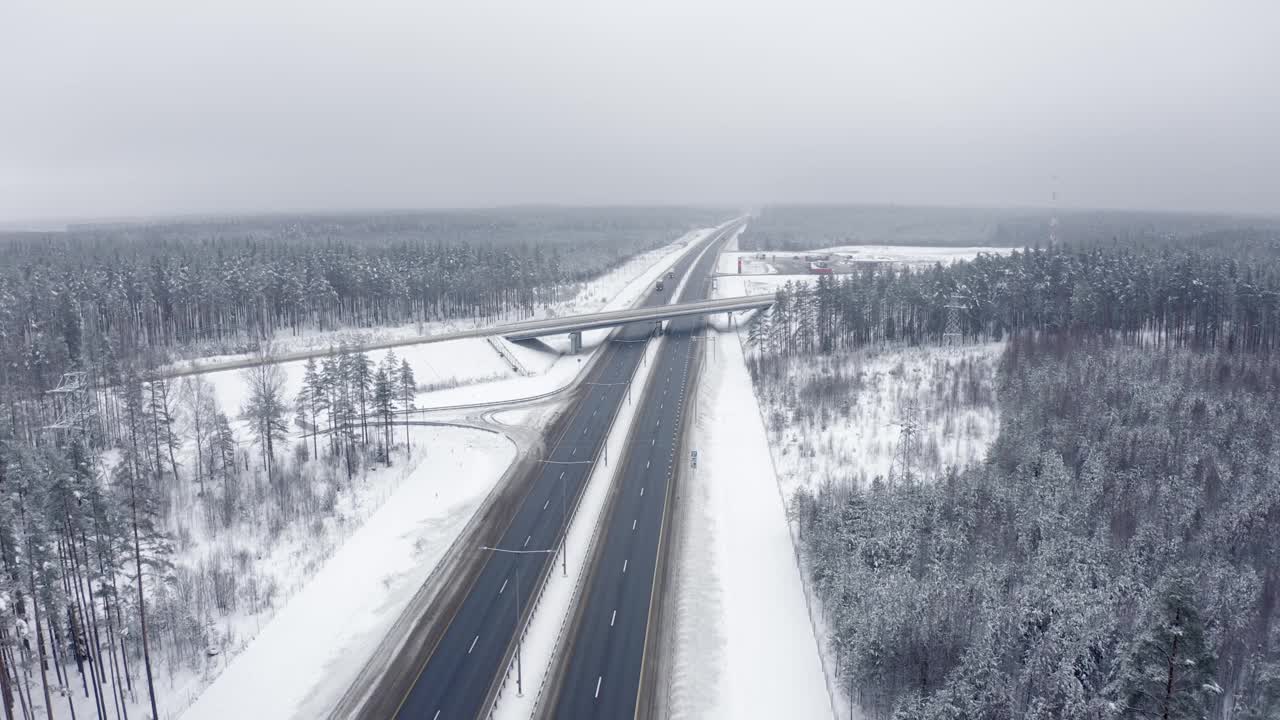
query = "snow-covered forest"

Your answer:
(745, 220), (1280, 719)
(746, 238), (1280, 354)
(0, 207), (722, 376)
